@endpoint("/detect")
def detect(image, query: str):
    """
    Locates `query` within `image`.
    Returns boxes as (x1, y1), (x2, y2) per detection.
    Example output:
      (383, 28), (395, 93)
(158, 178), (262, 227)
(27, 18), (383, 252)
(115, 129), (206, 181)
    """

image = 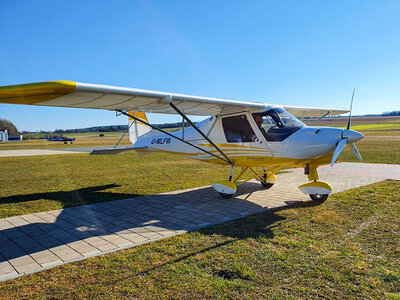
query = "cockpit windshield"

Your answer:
(261, 108), (305, 129)
(253, 108), (305, 142)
